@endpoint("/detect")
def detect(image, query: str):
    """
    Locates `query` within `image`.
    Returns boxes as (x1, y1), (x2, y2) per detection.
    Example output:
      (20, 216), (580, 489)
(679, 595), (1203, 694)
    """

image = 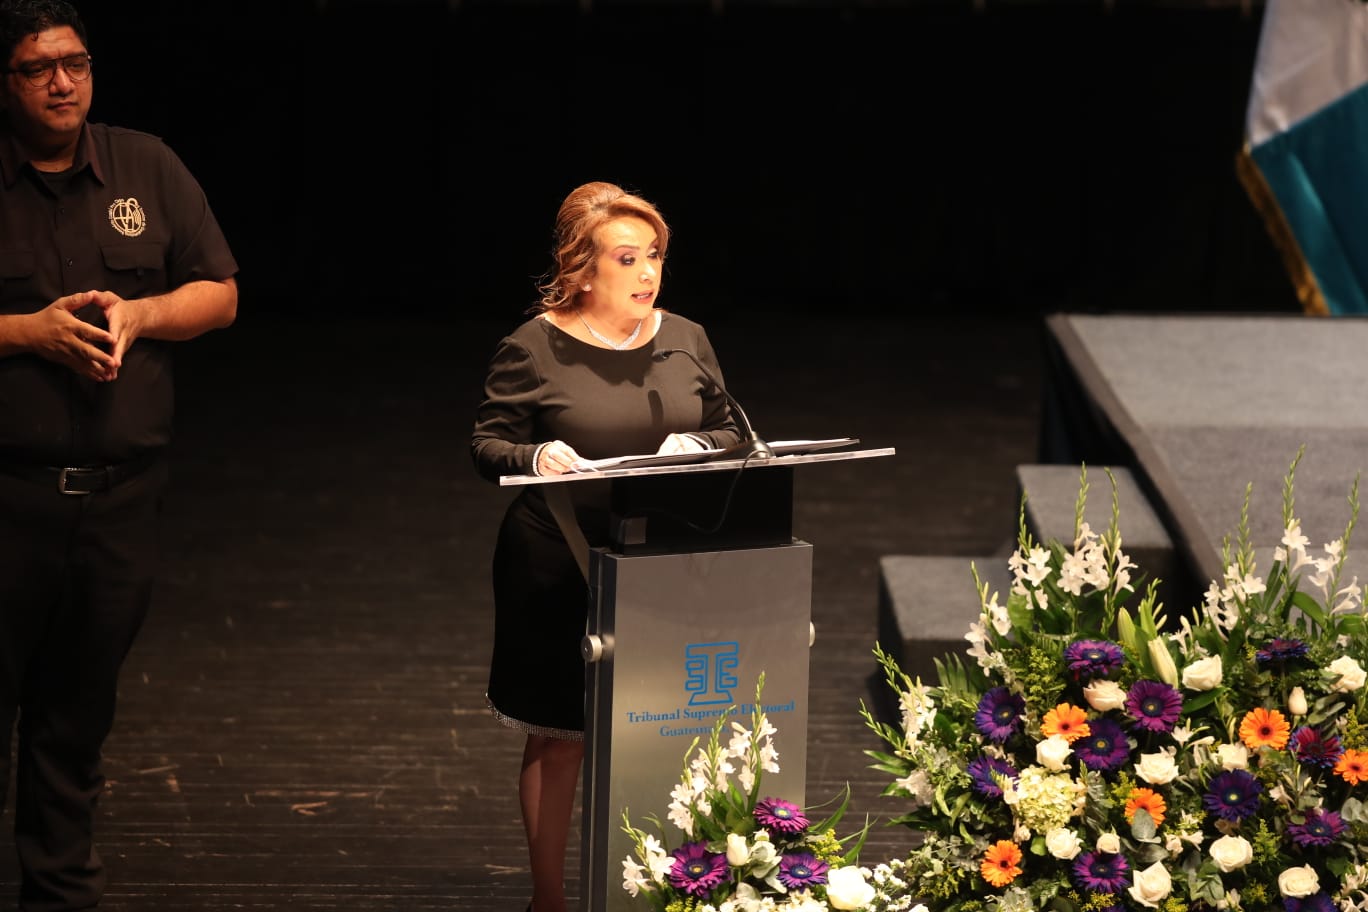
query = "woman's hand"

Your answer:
(656, 433), (706, 456)
(537, 440), (581, 476)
